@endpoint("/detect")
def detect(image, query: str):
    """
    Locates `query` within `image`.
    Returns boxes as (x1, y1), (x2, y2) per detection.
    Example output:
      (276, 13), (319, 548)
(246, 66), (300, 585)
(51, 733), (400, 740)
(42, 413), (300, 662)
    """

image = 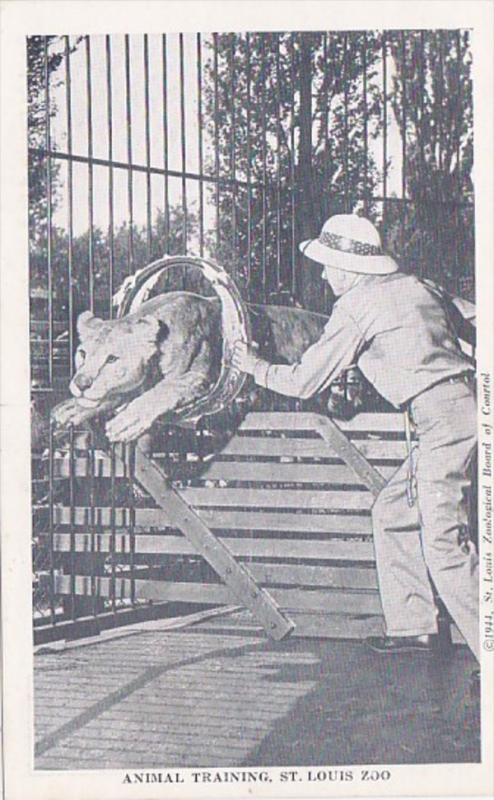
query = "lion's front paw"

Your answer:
(51, 398), (93, 428)
(105, 399), (157, 443)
